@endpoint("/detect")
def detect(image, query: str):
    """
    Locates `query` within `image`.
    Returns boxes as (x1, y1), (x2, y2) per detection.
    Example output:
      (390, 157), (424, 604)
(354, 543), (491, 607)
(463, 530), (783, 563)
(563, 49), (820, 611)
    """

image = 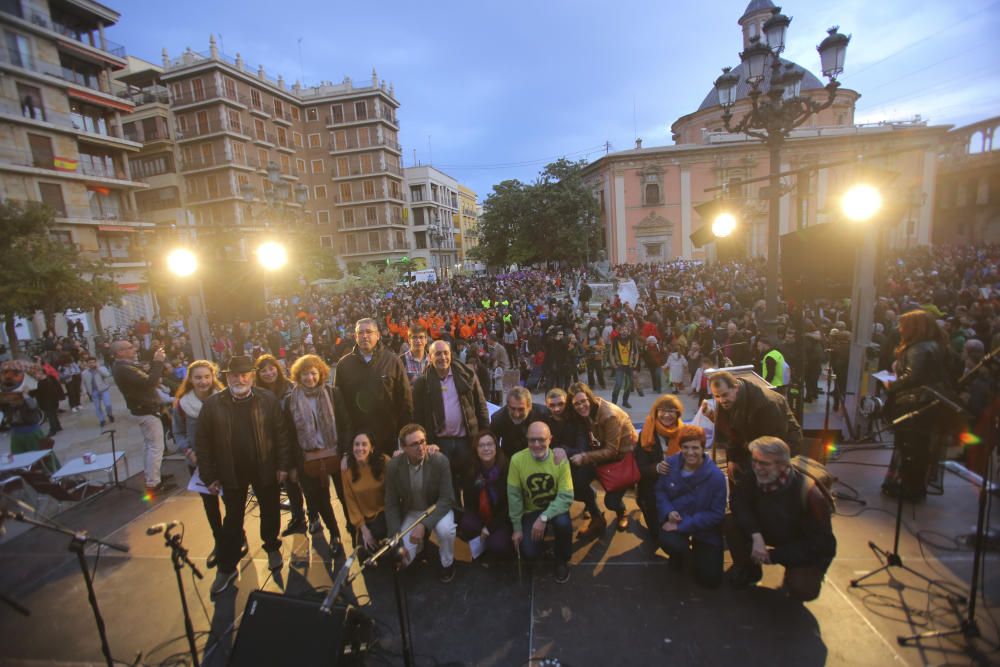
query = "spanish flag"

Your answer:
(53, 156), (78, 172)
